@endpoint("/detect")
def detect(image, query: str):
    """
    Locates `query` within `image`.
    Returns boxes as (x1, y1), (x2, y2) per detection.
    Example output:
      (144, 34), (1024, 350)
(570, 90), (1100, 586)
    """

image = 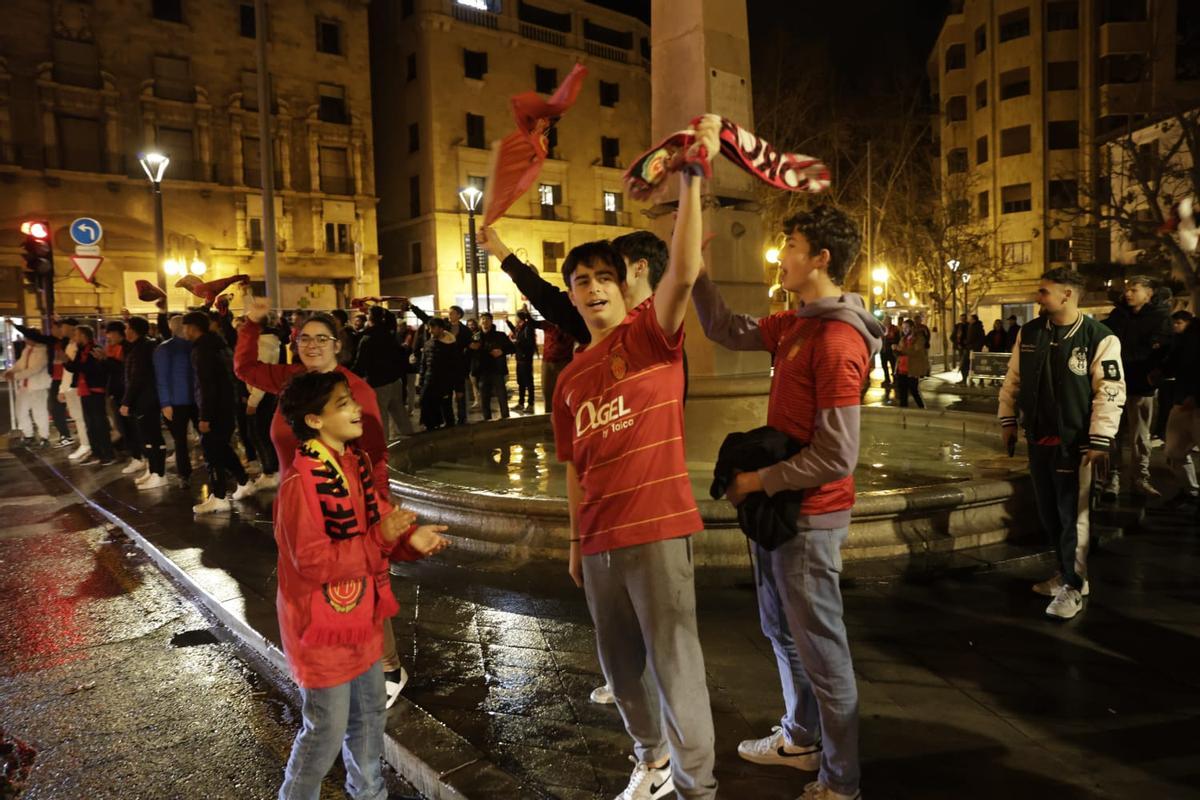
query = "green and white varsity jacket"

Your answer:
(998, 313), (1125, 453)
